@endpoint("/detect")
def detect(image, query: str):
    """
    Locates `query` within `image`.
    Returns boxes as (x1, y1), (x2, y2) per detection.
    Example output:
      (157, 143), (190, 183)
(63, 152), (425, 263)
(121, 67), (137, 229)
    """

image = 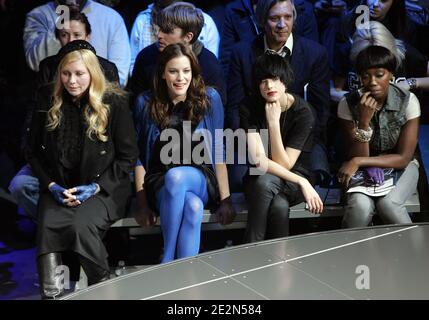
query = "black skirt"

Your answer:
(37, 192), (112, 271)
(144, 164), (219, 215)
